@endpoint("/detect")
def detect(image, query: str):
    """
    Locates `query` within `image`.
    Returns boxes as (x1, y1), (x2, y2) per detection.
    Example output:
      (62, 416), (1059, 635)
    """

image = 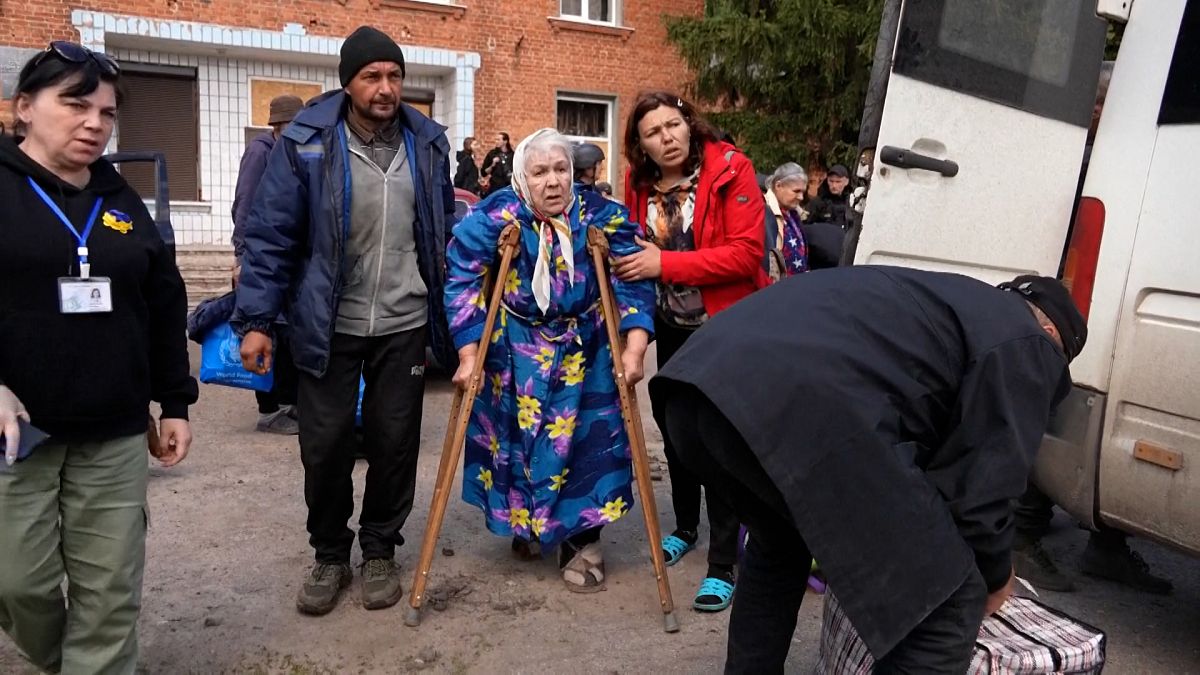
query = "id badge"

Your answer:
(58, 277), (114, 314)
